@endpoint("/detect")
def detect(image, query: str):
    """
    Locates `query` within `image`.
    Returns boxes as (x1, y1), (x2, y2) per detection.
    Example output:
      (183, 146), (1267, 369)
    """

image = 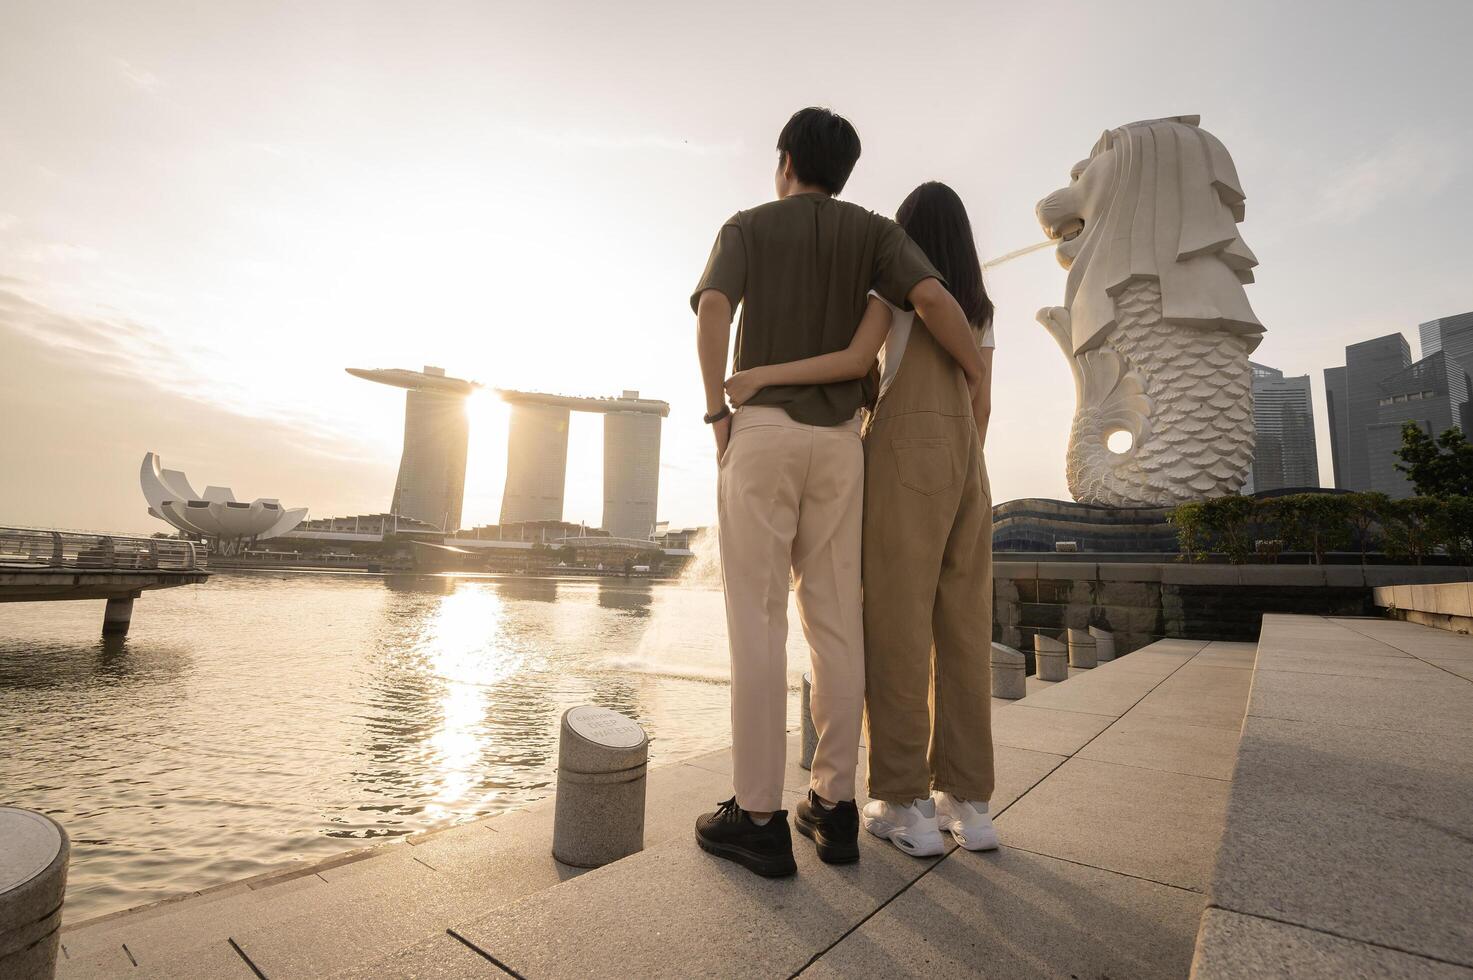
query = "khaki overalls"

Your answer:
(862, 318), (994, 805)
